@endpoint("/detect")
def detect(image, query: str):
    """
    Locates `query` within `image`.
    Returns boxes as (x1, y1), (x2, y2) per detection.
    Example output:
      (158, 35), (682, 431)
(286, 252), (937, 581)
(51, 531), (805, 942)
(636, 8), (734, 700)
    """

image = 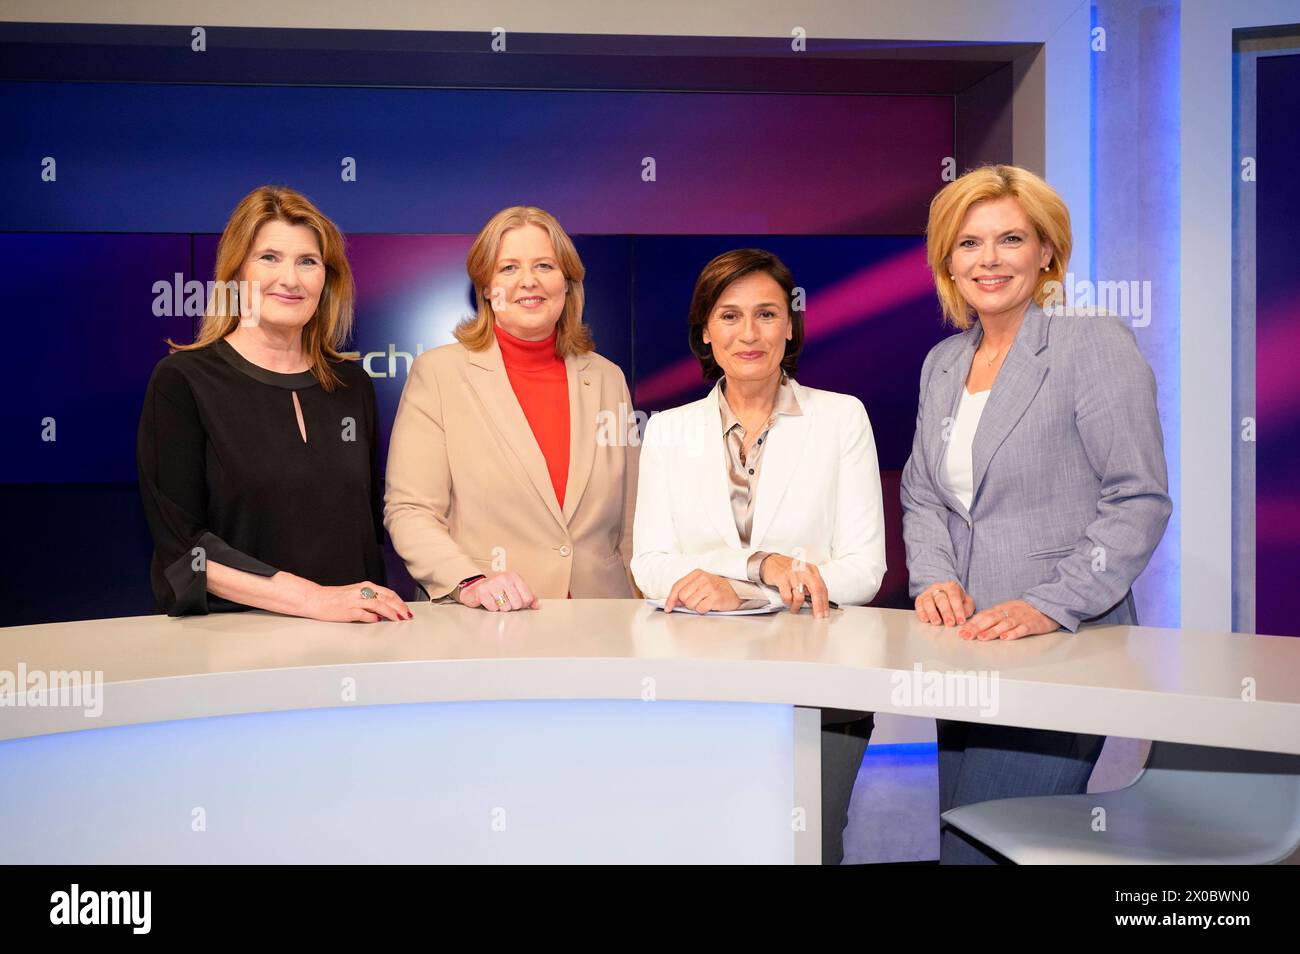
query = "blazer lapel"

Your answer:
(930, 327), (980, 520)
(465, 337), (566, 532)
(699, 383), (743, 549)
(751, 381), (813, 548)
(969, 304), (1051, 508)
(562, 352), (598, 523)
